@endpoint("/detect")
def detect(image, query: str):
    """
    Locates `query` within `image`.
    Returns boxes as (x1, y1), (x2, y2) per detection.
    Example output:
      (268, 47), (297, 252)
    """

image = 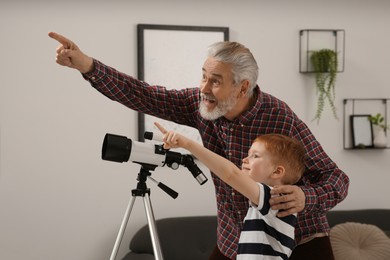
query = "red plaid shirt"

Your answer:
(83, 59), (349, 259)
